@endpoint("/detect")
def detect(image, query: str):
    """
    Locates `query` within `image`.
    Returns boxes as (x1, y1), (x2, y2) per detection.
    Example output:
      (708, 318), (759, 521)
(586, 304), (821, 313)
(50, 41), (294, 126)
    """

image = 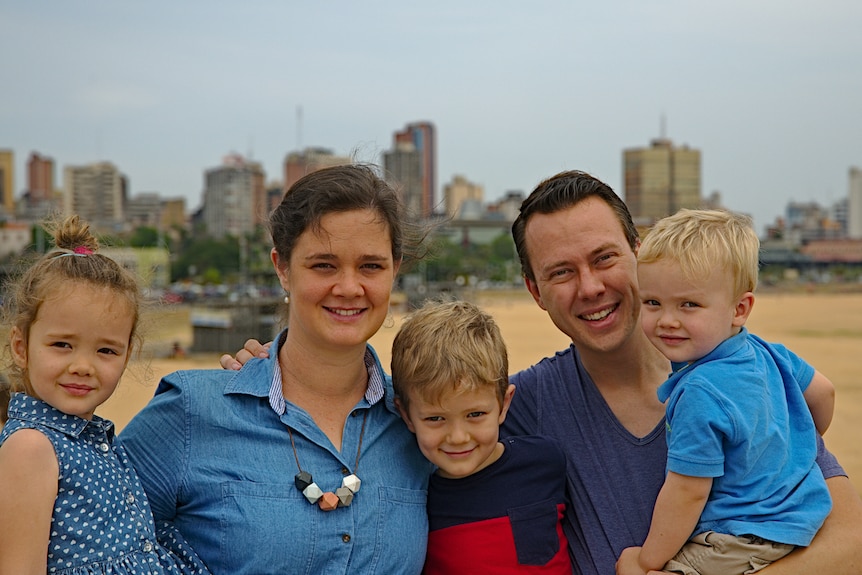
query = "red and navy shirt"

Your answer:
(424, 435), (571, 574)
